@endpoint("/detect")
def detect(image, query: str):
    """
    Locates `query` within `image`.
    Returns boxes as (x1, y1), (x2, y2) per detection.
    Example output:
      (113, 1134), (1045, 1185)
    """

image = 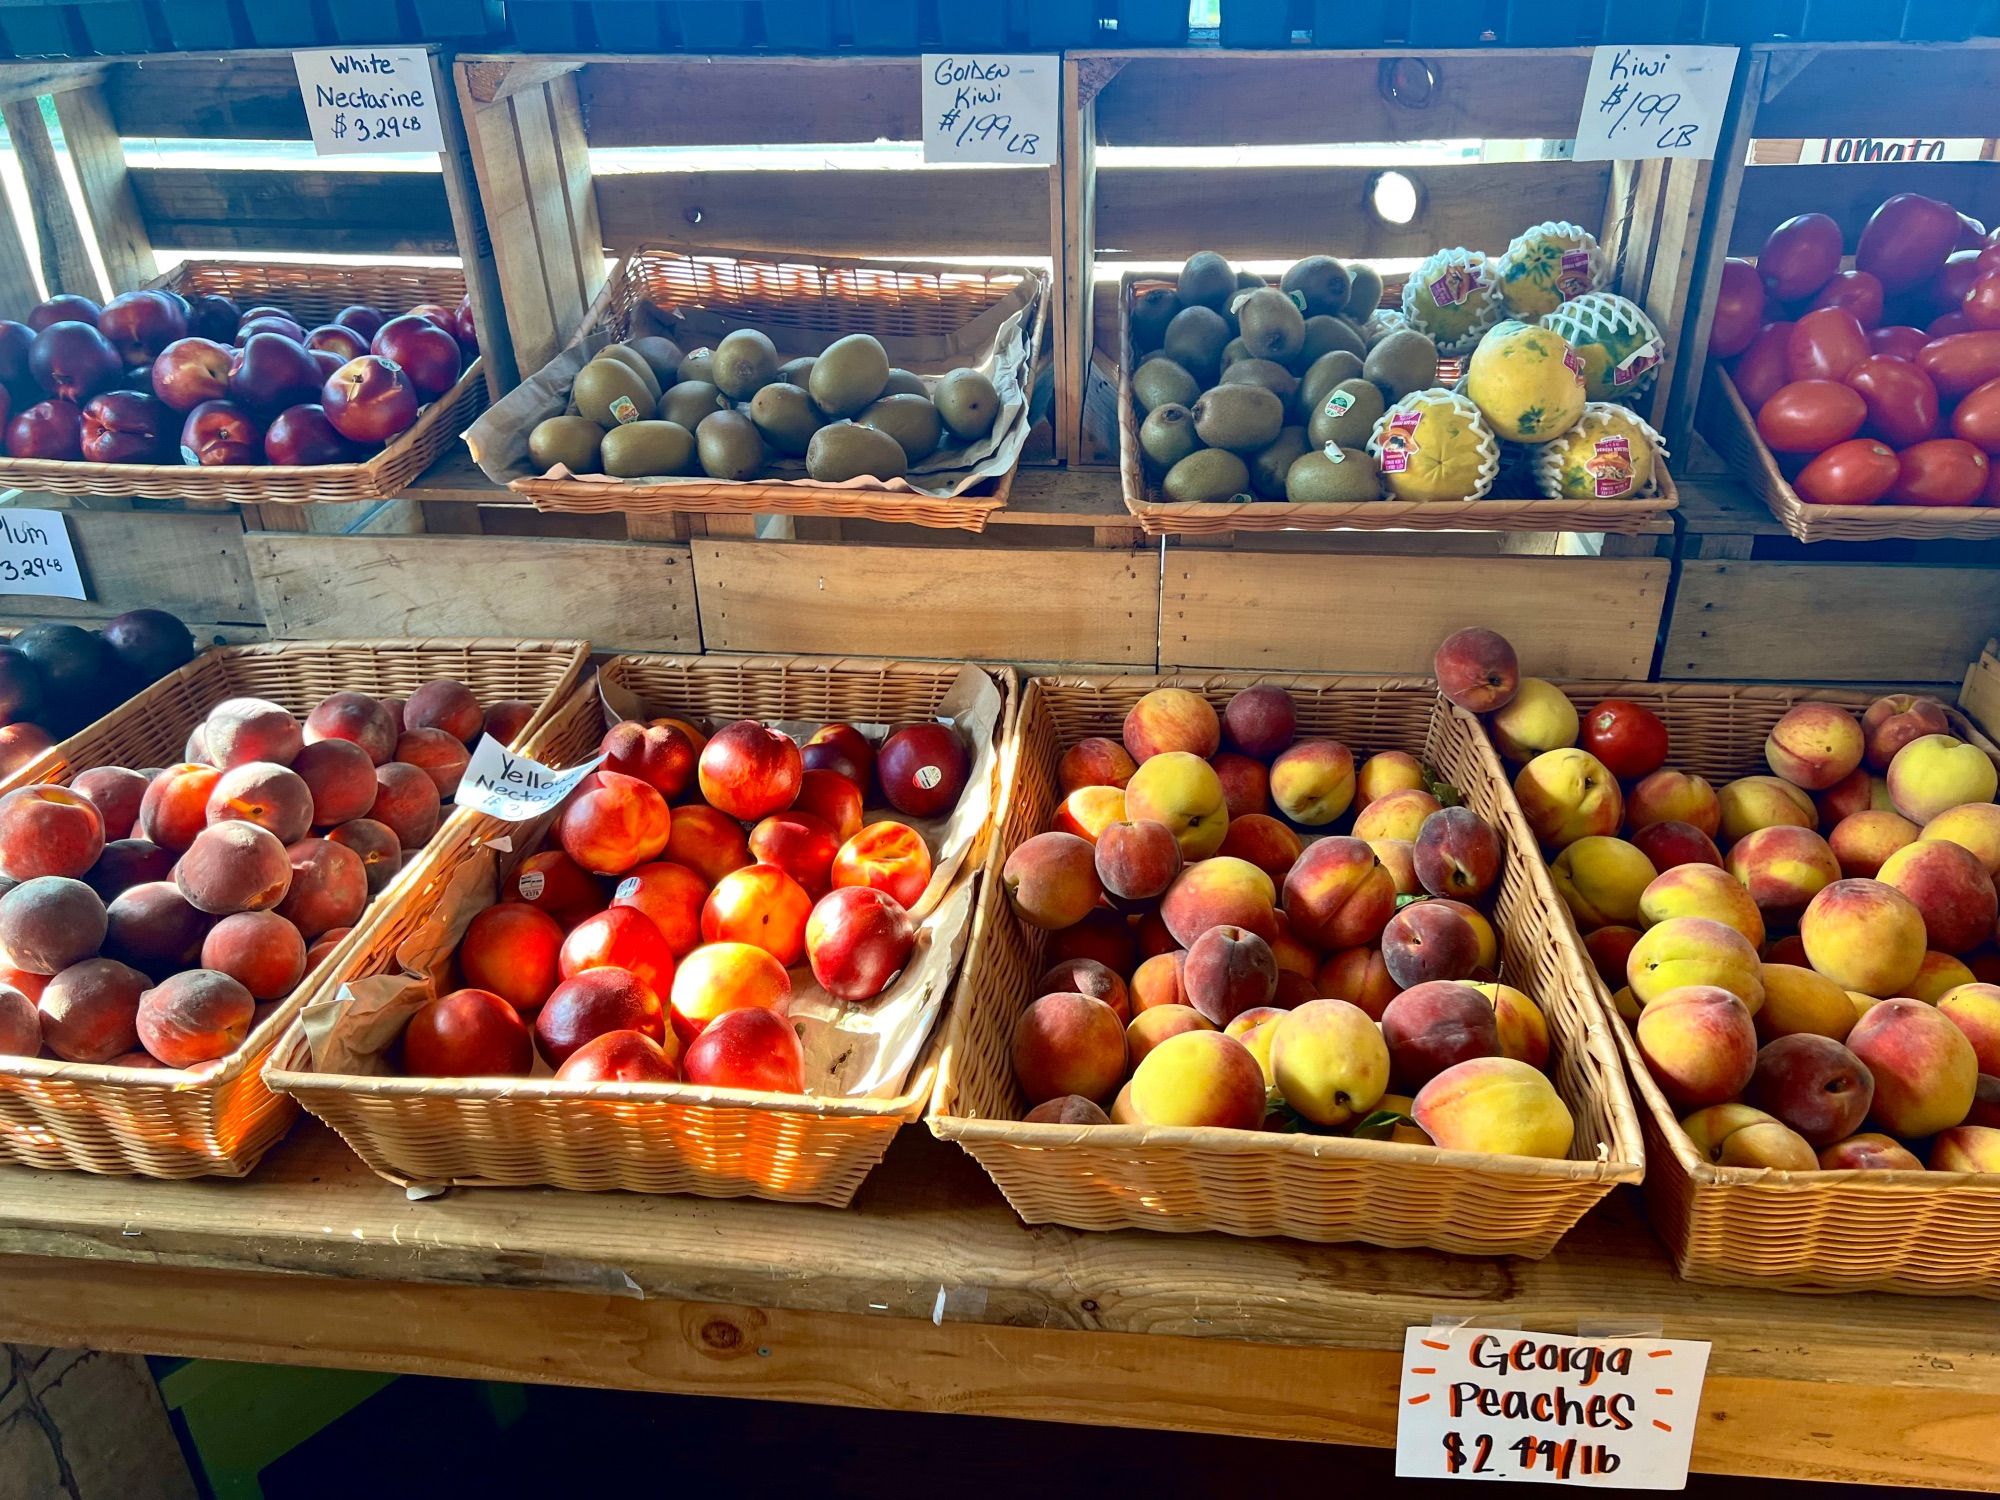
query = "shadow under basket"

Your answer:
(0, 637), (589, 1177)
(267, 653), (1020, 1205)
(1526, 681), (2000, 1296)
(930, 673), (1645, 1252)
